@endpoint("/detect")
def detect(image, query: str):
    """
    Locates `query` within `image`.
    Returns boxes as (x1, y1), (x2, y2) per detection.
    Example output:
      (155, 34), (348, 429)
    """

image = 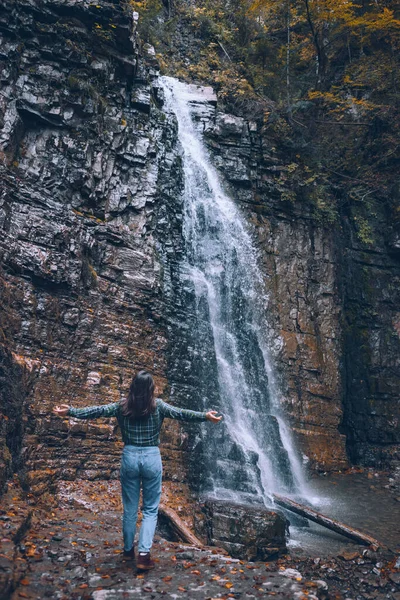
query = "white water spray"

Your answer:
(161, 76), (309, 503)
